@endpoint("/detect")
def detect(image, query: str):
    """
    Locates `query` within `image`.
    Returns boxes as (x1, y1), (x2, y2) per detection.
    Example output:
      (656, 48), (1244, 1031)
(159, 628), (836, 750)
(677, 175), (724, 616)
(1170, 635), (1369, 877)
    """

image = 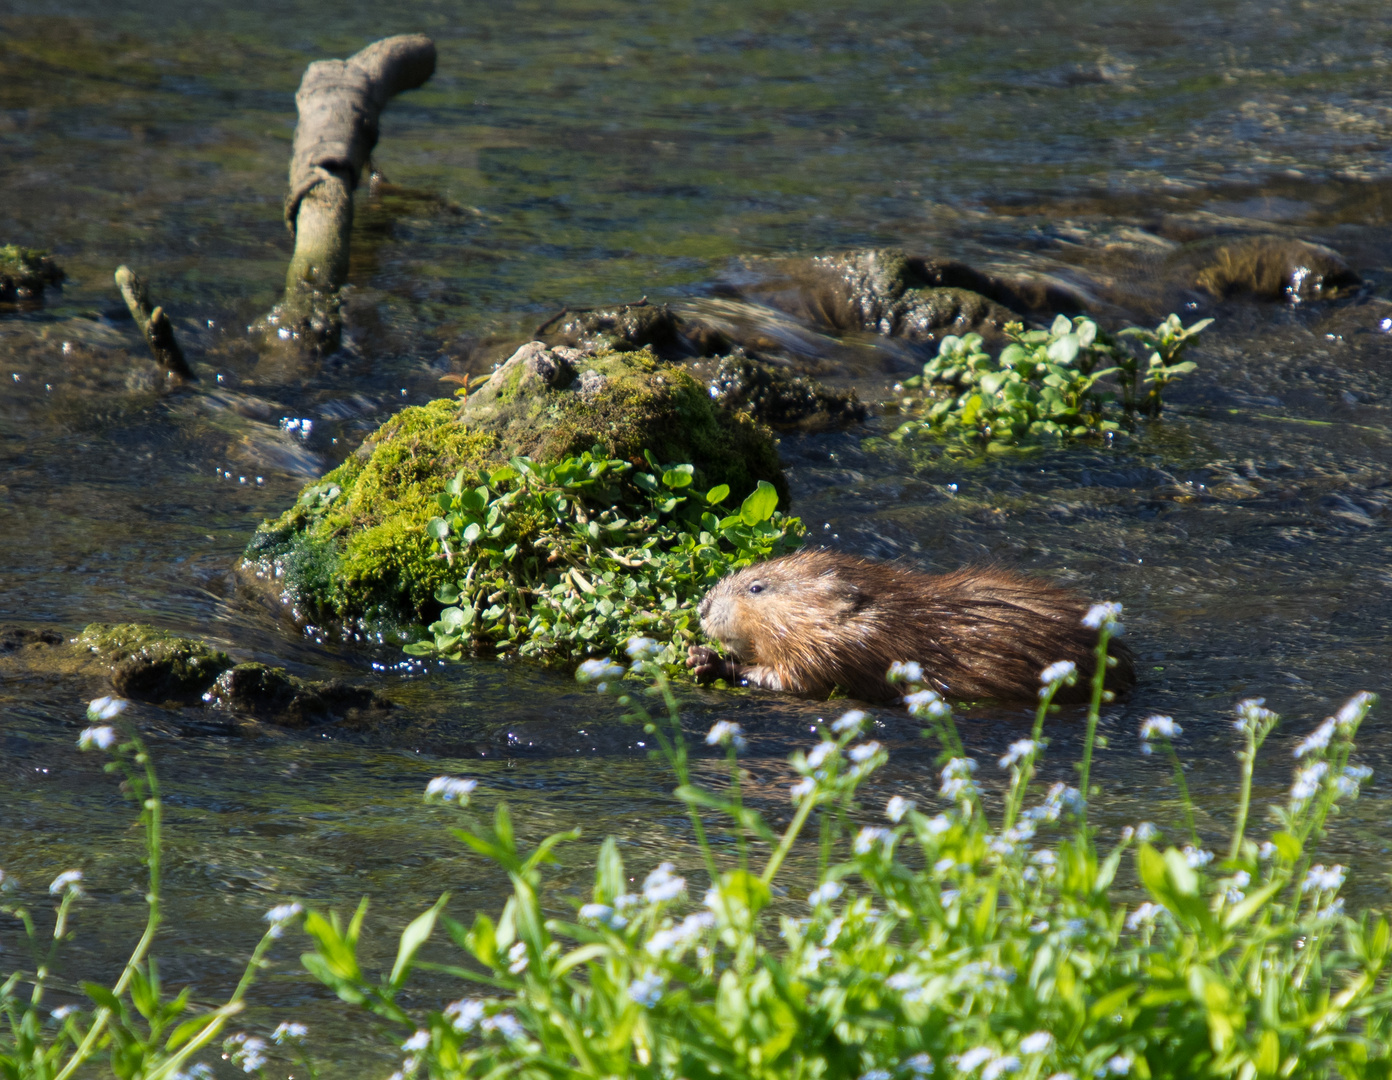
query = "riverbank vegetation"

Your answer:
(4, 617), (1388, 1079)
